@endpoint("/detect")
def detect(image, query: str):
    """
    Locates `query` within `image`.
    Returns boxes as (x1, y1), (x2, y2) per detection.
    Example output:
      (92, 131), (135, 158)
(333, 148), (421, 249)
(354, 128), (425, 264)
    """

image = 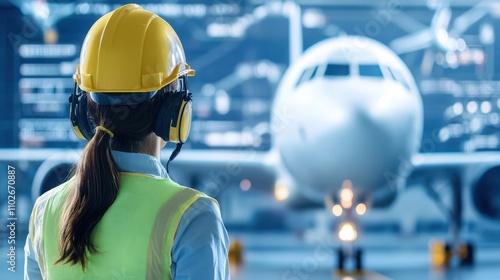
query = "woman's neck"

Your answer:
(111, 133), (161, 160)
